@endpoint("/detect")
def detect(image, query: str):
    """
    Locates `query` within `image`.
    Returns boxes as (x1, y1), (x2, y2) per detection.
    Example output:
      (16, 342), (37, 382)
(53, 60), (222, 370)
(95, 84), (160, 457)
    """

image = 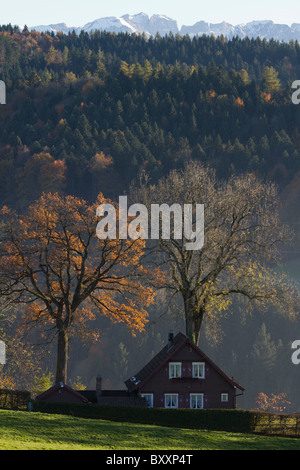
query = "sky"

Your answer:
(1, 0), (300, 28)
